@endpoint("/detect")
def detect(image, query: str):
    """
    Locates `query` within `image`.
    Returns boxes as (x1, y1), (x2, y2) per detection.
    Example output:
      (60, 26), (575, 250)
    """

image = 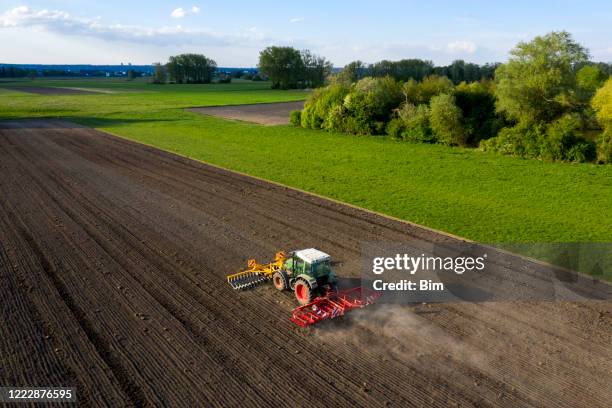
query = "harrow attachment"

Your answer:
(227, 251), (286, 290)
(290, 287), (381, 327)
